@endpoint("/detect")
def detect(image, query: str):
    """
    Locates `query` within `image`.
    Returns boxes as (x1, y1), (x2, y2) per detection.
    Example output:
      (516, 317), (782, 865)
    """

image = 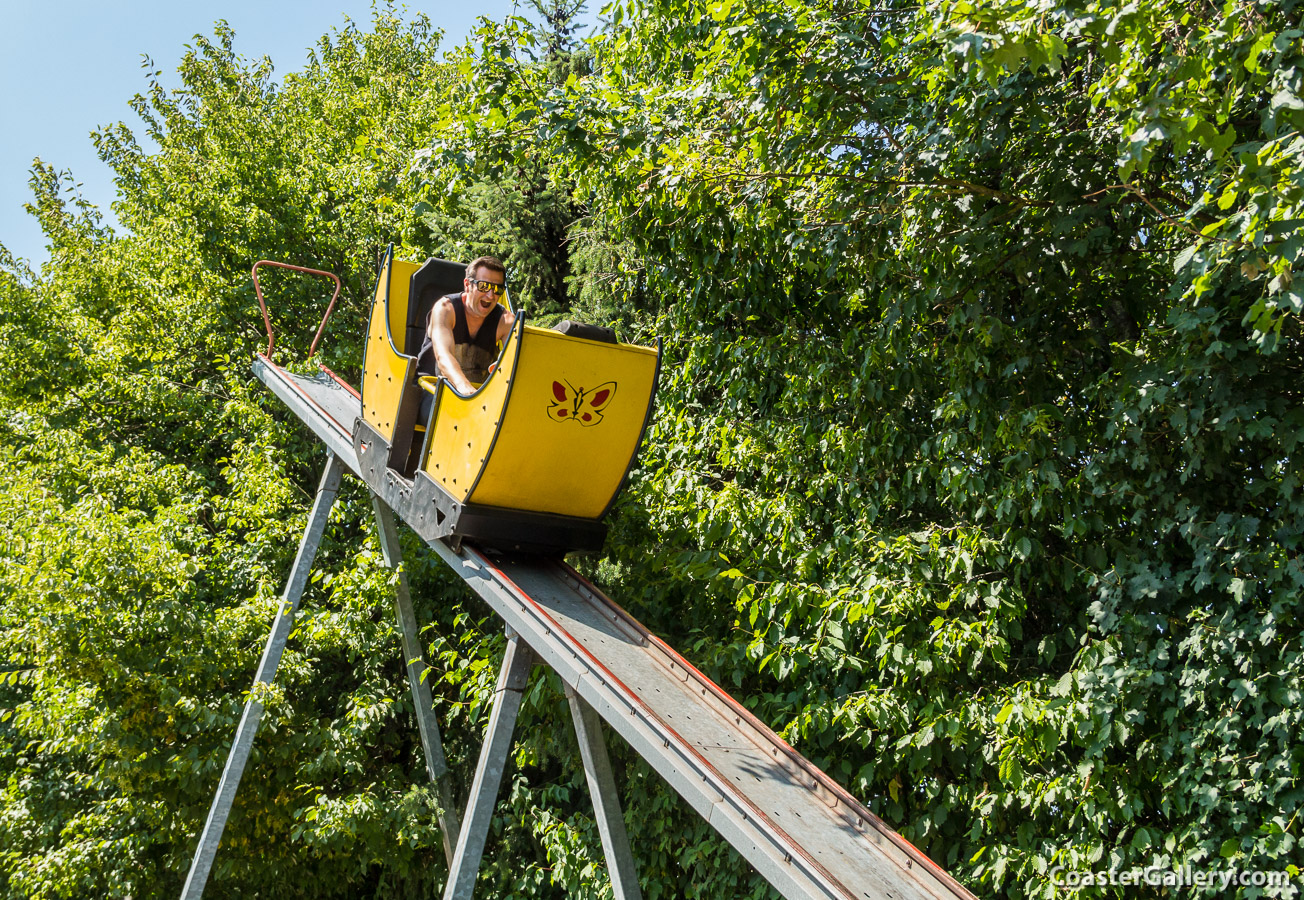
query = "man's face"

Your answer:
(465, 267), (505, 317)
